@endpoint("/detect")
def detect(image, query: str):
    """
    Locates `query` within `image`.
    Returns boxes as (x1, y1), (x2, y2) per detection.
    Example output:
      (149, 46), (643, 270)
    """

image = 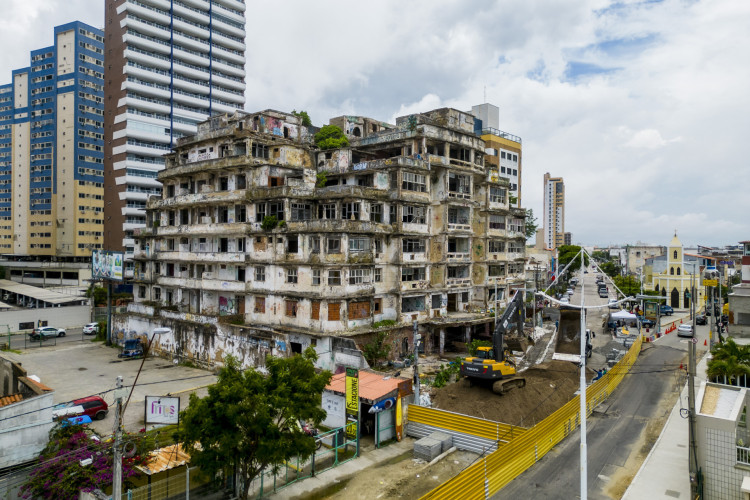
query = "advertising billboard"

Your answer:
(145, 396), (180, 425)
(91, 250), (124, 282)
